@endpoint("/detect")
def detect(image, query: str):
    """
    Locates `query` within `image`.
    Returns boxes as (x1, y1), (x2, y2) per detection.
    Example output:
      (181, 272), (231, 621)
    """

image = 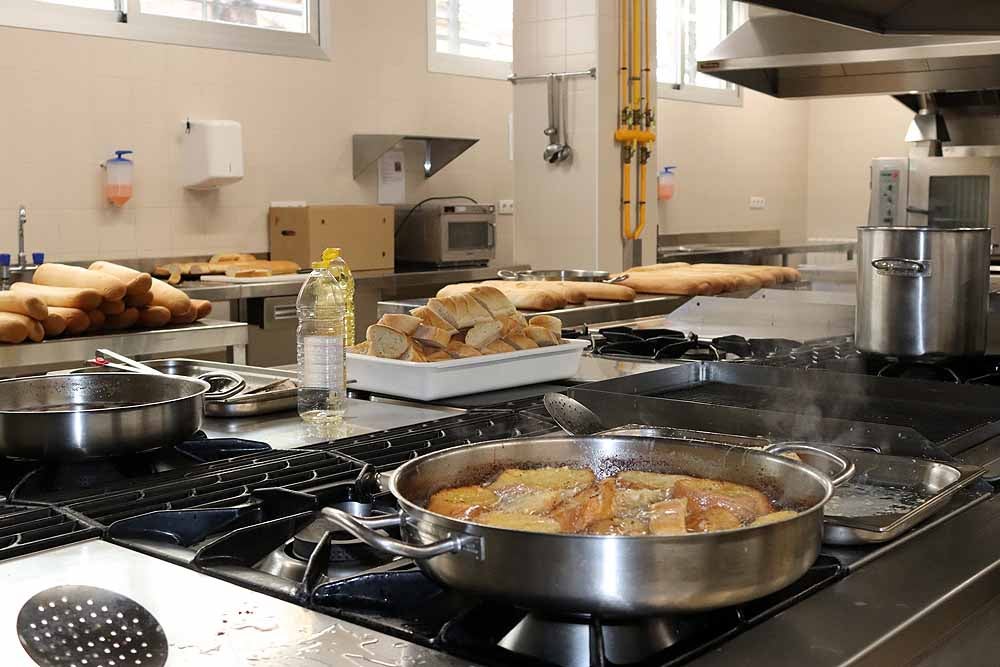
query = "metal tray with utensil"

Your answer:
(794, 445), (987, 545)
(66, 359), (298, 418)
